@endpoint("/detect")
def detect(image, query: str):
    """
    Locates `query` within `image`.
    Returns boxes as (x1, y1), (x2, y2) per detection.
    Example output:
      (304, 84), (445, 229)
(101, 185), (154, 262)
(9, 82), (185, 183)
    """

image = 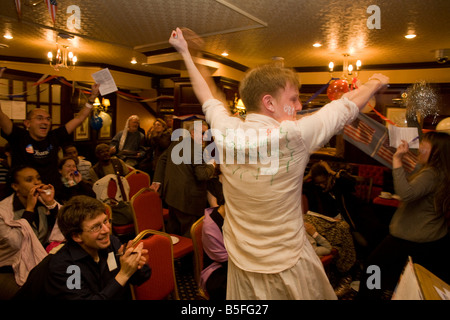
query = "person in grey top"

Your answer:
(110, 115), (145, 167)
(358, 131), (450, 300)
